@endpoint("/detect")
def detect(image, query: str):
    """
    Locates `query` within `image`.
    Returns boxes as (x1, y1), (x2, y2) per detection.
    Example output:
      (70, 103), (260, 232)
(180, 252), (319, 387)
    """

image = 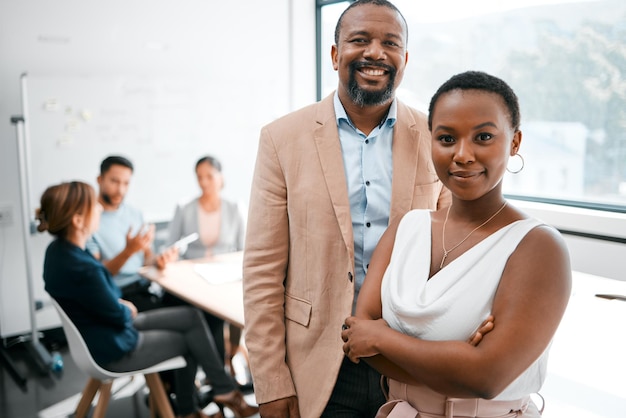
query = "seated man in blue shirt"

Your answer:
(87, 155), (177, 312)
